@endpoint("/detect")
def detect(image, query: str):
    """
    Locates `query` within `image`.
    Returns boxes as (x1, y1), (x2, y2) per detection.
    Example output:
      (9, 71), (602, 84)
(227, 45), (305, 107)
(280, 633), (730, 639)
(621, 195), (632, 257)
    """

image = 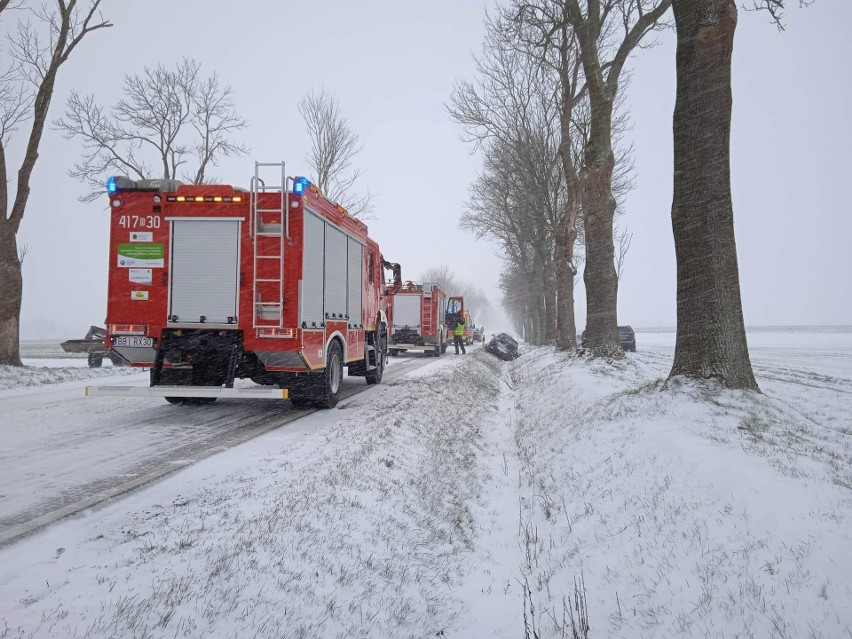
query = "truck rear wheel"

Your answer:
(317, 340), (344, 407)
